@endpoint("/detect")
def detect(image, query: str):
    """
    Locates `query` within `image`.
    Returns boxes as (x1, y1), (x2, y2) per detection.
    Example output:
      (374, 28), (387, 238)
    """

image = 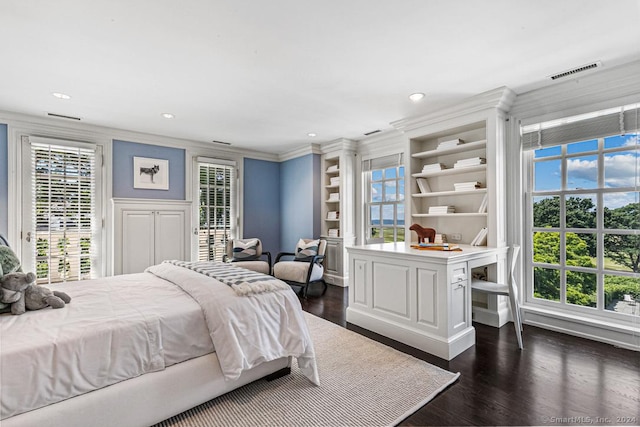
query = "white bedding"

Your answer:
(146, 262), (319, 385)
(1, 264), (318, 421)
